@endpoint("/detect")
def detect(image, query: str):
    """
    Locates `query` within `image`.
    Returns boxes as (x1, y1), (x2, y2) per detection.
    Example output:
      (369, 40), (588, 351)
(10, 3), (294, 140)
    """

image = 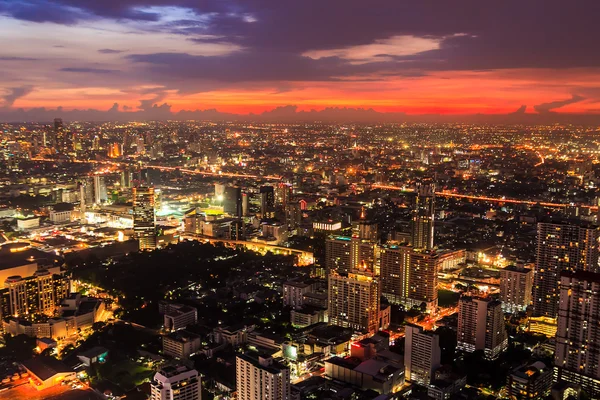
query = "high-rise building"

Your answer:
(275, 182), (292, 208)
(500, 265), (533, 313)
(411, 184), (435, 250)
(533, 222), (600, 317)
(93, 175), (107, 204)
(242, 192), (249, 217)
(260, 186), (275, 219)
(328, 269), (380, 333)
(236, 352), (290, 400)
(404, 324), (441, 386)
(1, 271), (69, 317)
(325, 236), (377, 274)
(150, 365), (201, 400)
(120, 170), (132, 188)
(555, 270), (600, 397)
(285, 202), (302, 232)
(79, 179), (94, 216)
(380, 244), (439, 312)
(223, 186), (242, 218)
(133, 186), (157, 250)
(457, 296), (507, 359)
